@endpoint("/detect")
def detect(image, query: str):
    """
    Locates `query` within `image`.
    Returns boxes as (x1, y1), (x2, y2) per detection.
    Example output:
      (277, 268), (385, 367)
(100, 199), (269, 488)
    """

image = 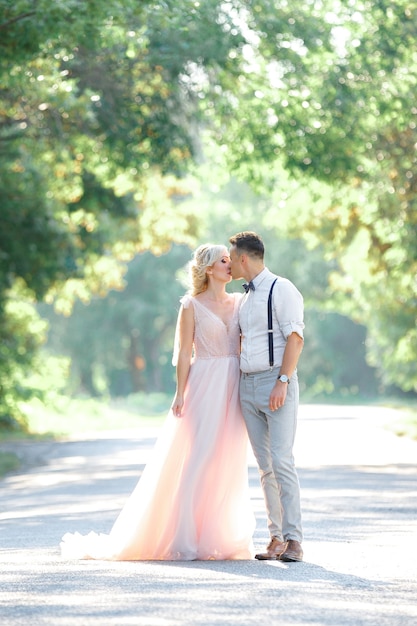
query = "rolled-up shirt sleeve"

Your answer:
(239, 269), (304, 373)
(274, 279), (304, 341)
